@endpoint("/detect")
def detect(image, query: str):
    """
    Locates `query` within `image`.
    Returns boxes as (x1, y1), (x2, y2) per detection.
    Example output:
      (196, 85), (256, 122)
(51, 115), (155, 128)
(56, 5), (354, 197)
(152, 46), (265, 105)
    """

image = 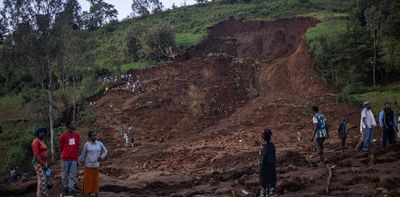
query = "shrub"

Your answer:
(141, 22), (176, 60)
(123, 28), (141, 61)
